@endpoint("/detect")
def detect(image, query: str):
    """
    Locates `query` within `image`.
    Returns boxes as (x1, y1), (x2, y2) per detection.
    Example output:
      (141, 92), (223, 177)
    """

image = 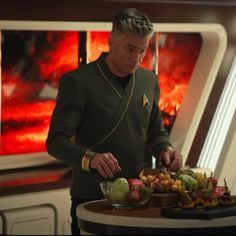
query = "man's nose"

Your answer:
(130, 51), (140, 63)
